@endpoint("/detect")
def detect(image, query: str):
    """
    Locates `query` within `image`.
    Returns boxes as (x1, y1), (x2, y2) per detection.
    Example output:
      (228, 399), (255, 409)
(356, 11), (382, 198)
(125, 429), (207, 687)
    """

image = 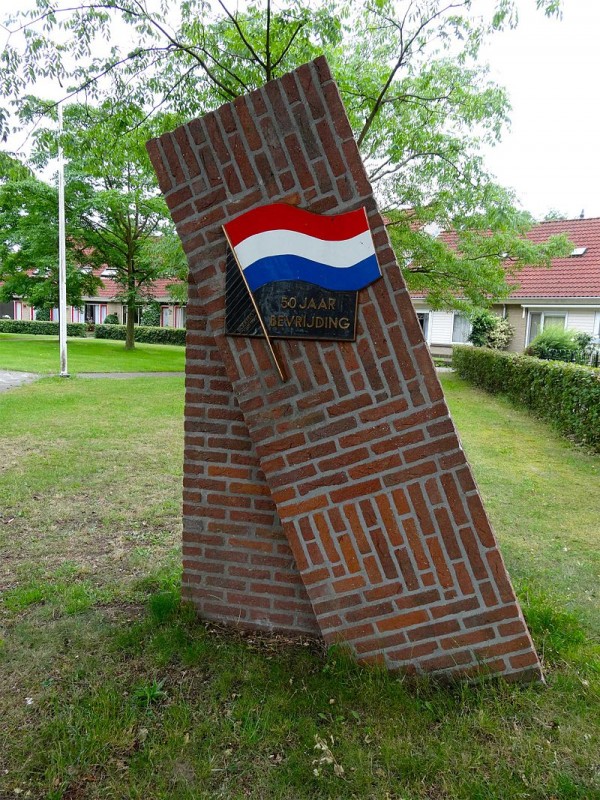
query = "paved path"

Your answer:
(0, 370), (185, 393)
(0, 371), (41, 393)
(78, 372), (185, 379)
